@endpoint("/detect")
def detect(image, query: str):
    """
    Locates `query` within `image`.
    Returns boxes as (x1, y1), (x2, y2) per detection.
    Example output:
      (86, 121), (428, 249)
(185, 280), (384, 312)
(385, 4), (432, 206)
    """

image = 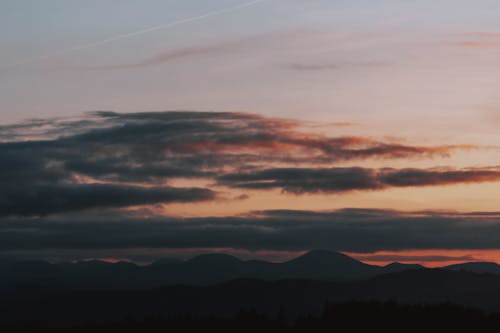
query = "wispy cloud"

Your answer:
(450, 41), (500, 48)
(287, 60), (390, 71)
(449, 32), (500, 48)
(86, 38), (255, 70)
(288, 63), (339, 71)
(218, 166), (500, 193)
(460, 32), (500, 38)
